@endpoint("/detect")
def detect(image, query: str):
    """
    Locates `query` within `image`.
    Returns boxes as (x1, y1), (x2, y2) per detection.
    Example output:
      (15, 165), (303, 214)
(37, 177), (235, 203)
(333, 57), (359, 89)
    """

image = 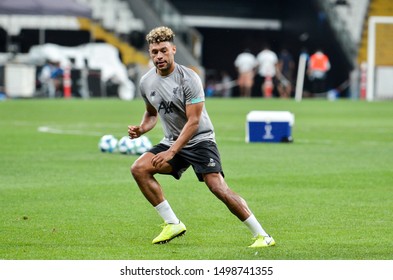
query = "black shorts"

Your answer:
(149, 141), (225, 182)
